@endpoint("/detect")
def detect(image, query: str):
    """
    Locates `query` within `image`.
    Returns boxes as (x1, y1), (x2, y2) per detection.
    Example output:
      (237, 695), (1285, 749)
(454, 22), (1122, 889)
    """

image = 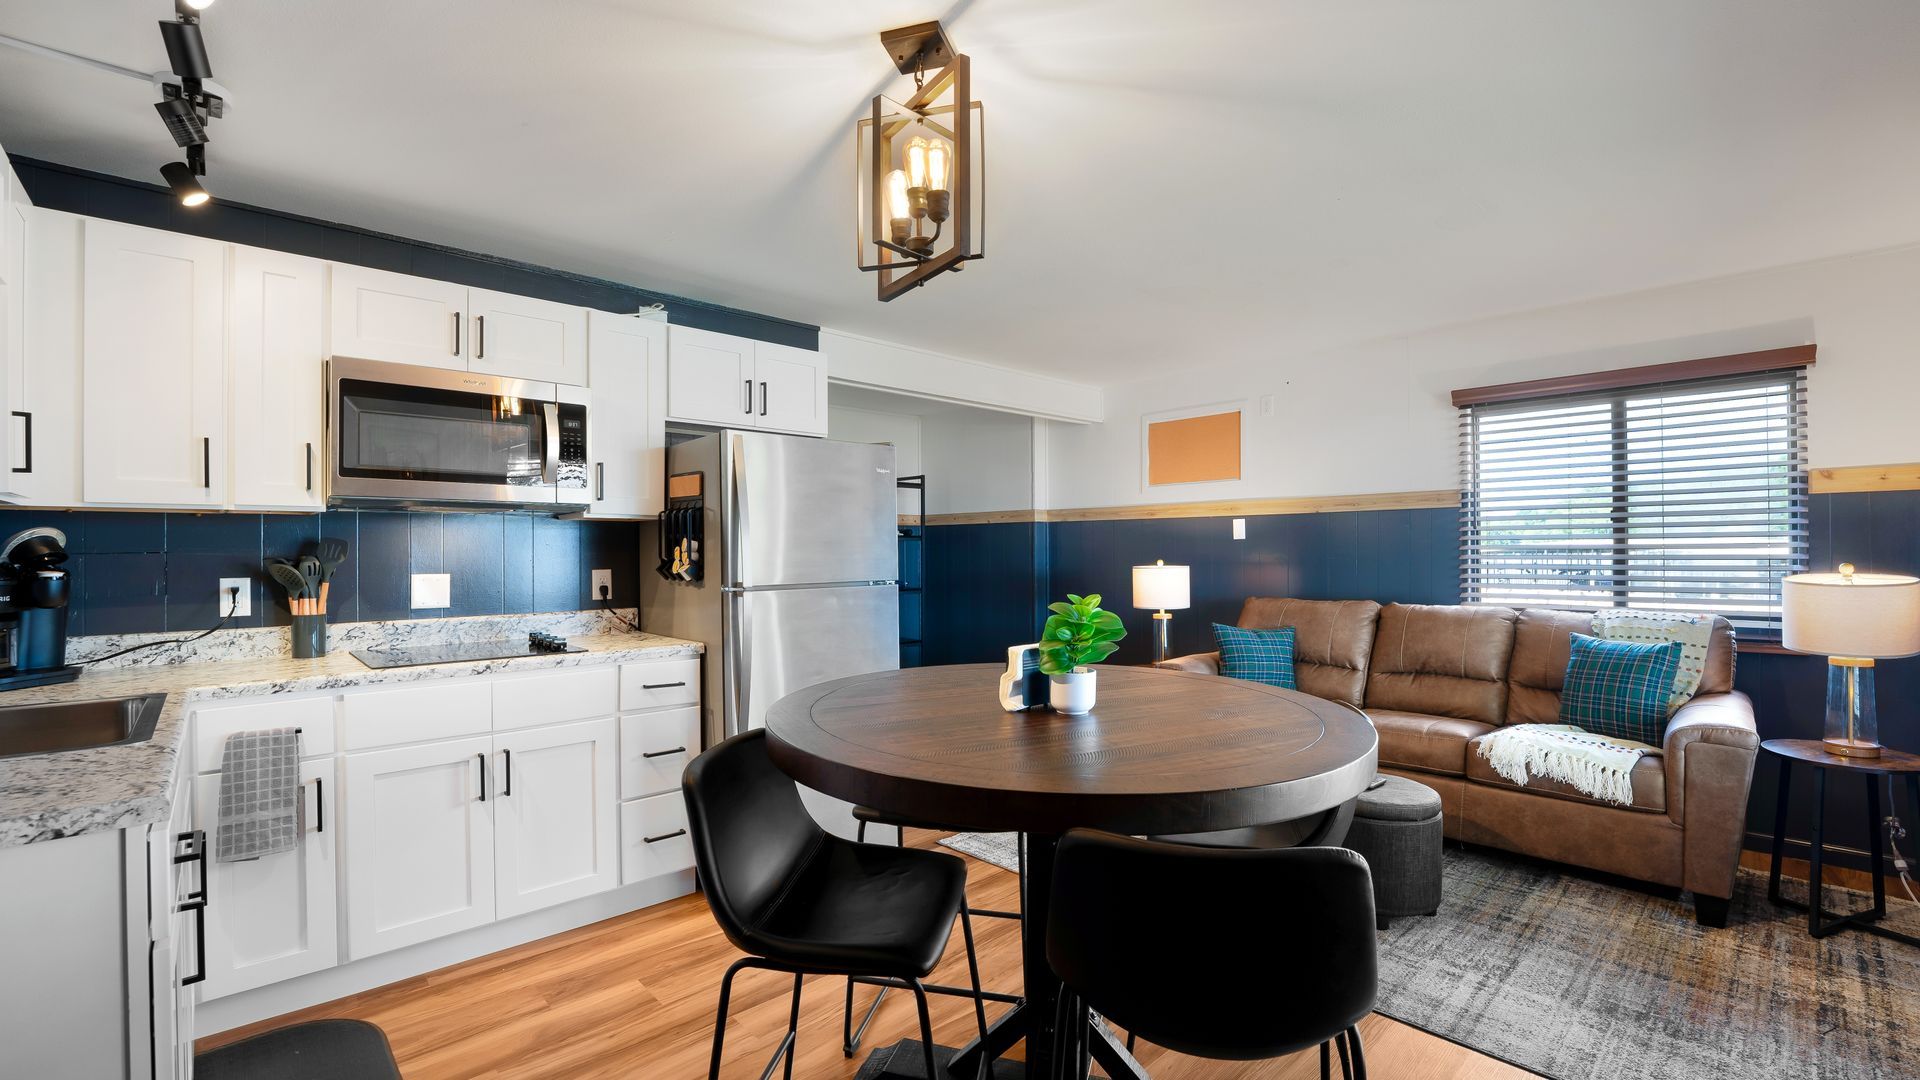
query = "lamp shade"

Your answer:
(1782, 569), (1920, 659)
(1132, 561), (1190, 611)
